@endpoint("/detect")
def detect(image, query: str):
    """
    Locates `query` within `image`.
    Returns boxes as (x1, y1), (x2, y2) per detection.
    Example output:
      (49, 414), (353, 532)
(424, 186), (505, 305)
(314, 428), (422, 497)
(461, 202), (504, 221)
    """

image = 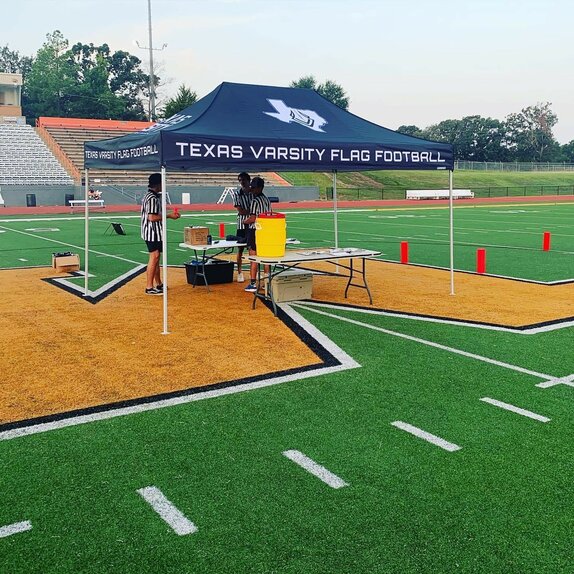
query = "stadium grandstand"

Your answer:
(0, 121), (73, 185)
(0, 73), (314, 207)
(37, 117), (289, 187)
